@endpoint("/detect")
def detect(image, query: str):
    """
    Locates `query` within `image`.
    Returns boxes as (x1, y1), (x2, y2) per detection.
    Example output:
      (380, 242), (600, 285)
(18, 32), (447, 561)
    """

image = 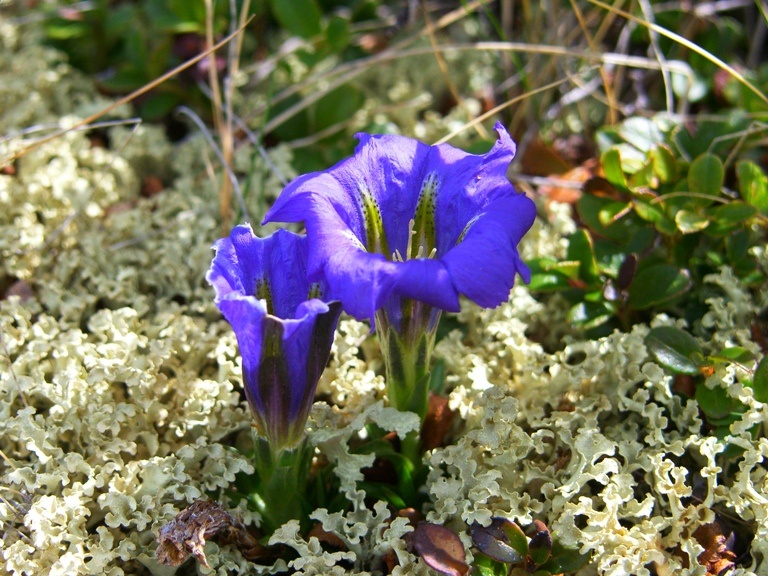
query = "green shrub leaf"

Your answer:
(688, 153), (724, 200)
(645, 326), (704, 375)
(270, 0), (322, 38)
(753, 356), (768, 403)
(737, 160), (768, 213)
(628, 264), (691, 310)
